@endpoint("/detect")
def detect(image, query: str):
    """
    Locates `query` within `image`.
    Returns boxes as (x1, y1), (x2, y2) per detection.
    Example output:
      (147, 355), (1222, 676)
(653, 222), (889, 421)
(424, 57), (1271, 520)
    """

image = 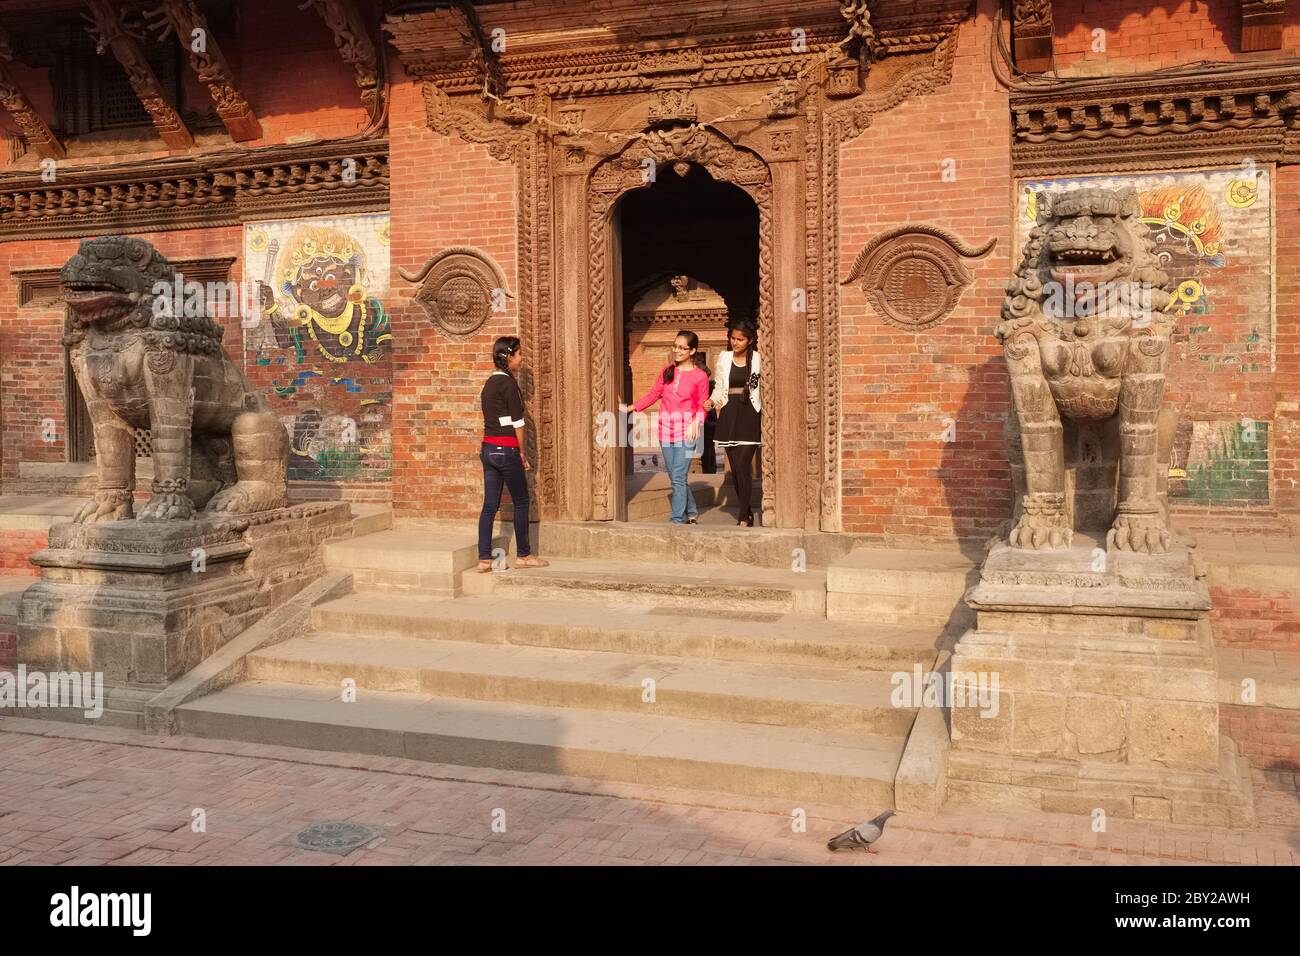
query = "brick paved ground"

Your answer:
(0, 717), (1295, 866)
